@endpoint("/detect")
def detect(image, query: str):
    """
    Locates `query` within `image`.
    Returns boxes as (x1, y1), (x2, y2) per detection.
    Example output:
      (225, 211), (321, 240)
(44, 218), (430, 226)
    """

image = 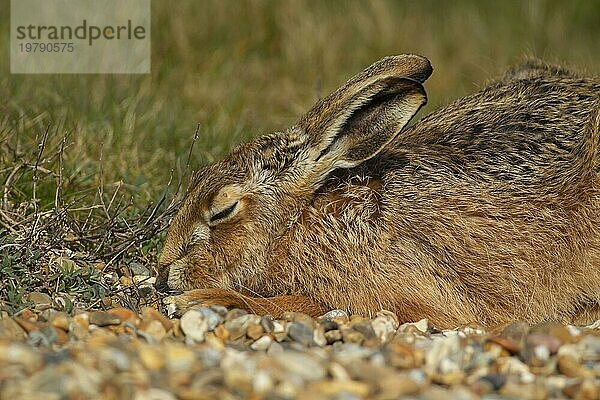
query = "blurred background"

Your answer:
(1, 0), (599, 201)
(0, 0), (598, 311)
